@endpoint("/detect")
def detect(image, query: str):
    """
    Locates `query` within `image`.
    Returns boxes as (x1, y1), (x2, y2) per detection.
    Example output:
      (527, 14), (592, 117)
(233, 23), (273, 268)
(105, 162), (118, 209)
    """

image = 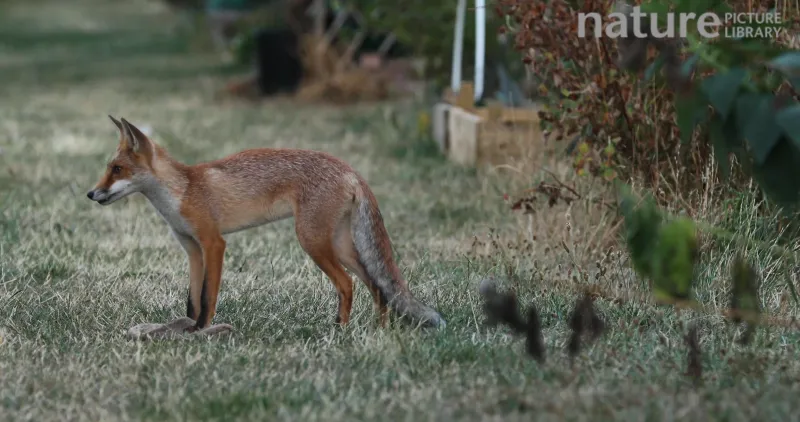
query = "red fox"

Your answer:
(87, 116), (446, 332)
